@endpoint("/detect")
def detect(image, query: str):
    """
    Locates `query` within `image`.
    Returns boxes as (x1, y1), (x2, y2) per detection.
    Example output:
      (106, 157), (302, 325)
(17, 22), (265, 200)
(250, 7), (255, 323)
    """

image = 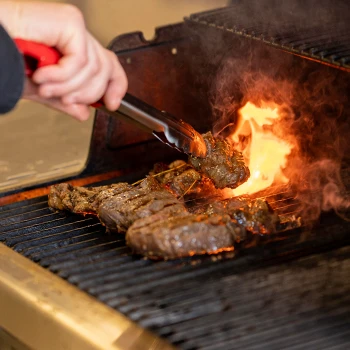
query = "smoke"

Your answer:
(225, 0), (350, 35)
(207, 25), (350, 224)
(291, 159), (350, 222)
